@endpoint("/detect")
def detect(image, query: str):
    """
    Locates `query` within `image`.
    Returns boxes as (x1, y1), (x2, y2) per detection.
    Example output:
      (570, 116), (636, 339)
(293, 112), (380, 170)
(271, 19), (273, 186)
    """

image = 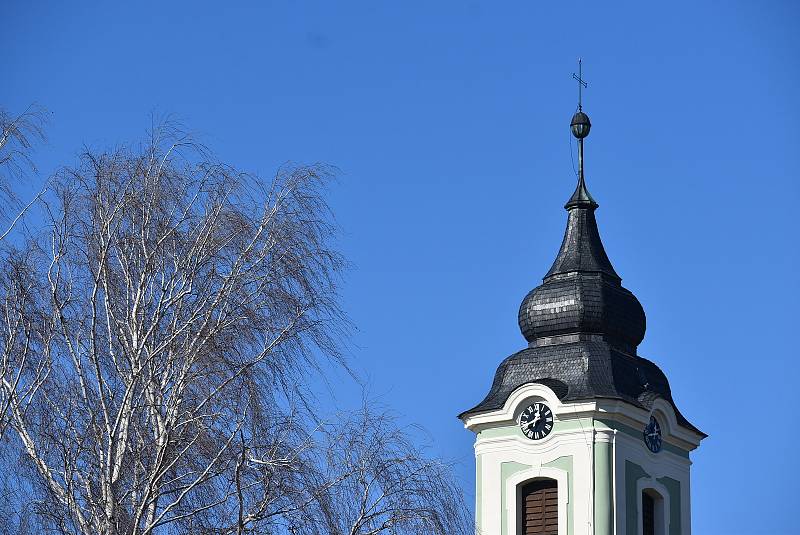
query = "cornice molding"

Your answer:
(463, 383), (704, 451)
